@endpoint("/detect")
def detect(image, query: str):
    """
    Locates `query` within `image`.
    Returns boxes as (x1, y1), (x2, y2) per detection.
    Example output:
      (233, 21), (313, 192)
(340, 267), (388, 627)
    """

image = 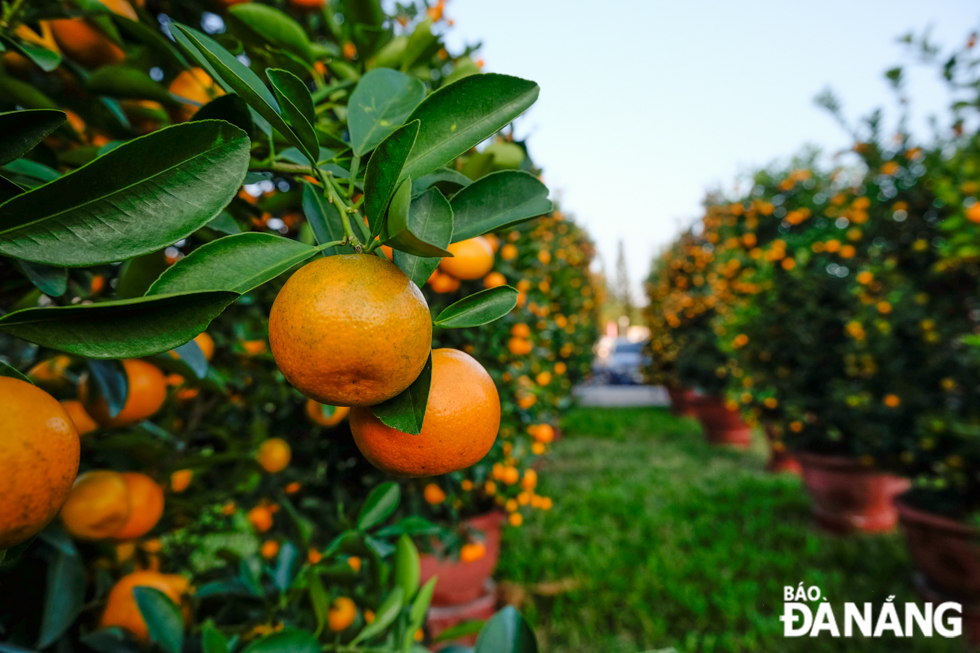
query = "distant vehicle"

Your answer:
(592, 337), (651, 385)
